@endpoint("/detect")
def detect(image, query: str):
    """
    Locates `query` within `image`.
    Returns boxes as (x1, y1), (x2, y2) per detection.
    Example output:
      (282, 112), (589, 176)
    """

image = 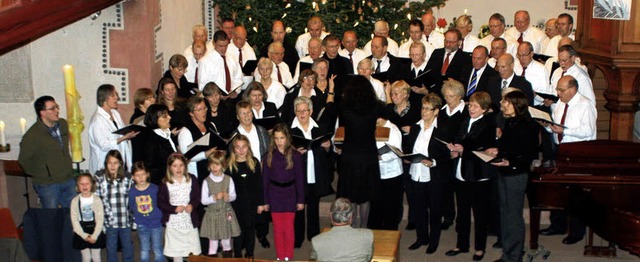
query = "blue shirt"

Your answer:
(128, 183), (163, 228)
